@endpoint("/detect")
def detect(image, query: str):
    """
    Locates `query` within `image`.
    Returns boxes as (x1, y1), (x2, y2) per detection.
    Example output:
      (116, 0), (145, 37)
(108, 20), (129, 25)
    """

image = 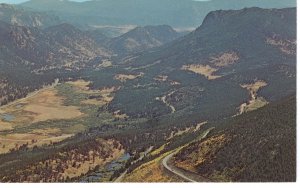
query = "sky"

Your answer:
(0, 0), (89, 4)
(0, 0), (210, 4)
